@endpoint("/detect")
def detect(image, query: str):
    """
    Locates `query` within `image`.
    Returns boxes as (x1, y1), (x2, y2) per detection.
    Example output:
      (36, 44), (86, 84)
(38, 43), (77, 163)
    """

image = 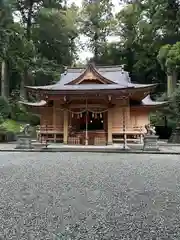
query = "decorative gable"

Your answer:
(77, 70), (106, 84)
(66, 63), (116, 85)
